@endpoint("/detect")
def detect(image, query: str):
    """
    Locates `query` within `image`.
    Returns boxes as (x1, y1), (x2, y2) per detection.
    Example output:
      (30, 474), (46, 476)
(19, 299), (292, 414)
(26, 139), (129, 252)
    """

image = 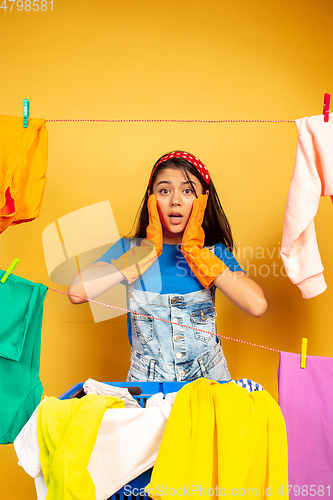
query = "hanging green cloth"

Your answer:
(0, 271), (47, 444)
